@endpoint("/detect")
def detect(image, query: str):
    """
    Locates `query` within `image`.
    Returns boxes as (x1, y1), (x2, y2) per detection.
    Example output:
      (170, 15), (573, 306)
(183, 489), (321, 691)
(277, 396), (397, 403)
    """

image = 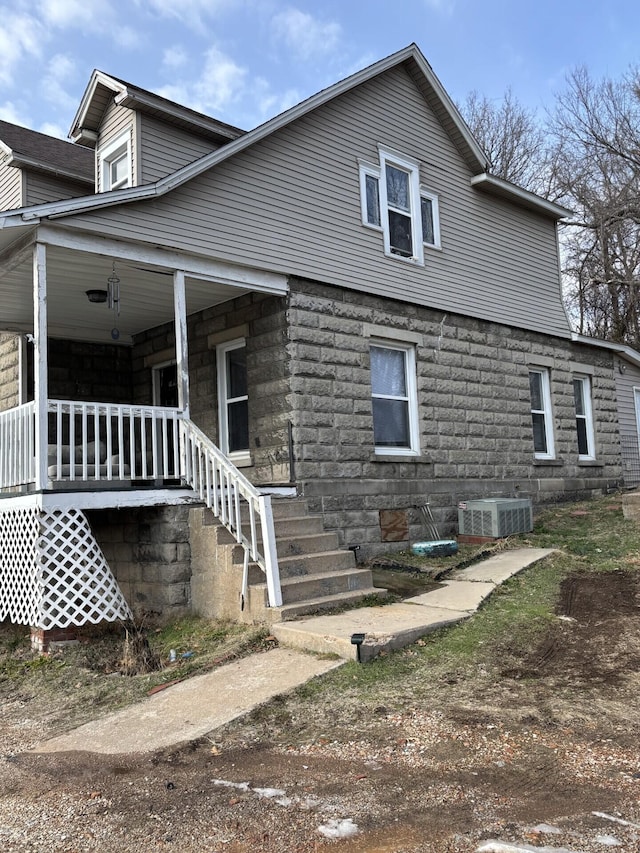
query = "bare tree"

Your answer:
(460, 88), (548, 193)
(550, 67), (640, 346)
